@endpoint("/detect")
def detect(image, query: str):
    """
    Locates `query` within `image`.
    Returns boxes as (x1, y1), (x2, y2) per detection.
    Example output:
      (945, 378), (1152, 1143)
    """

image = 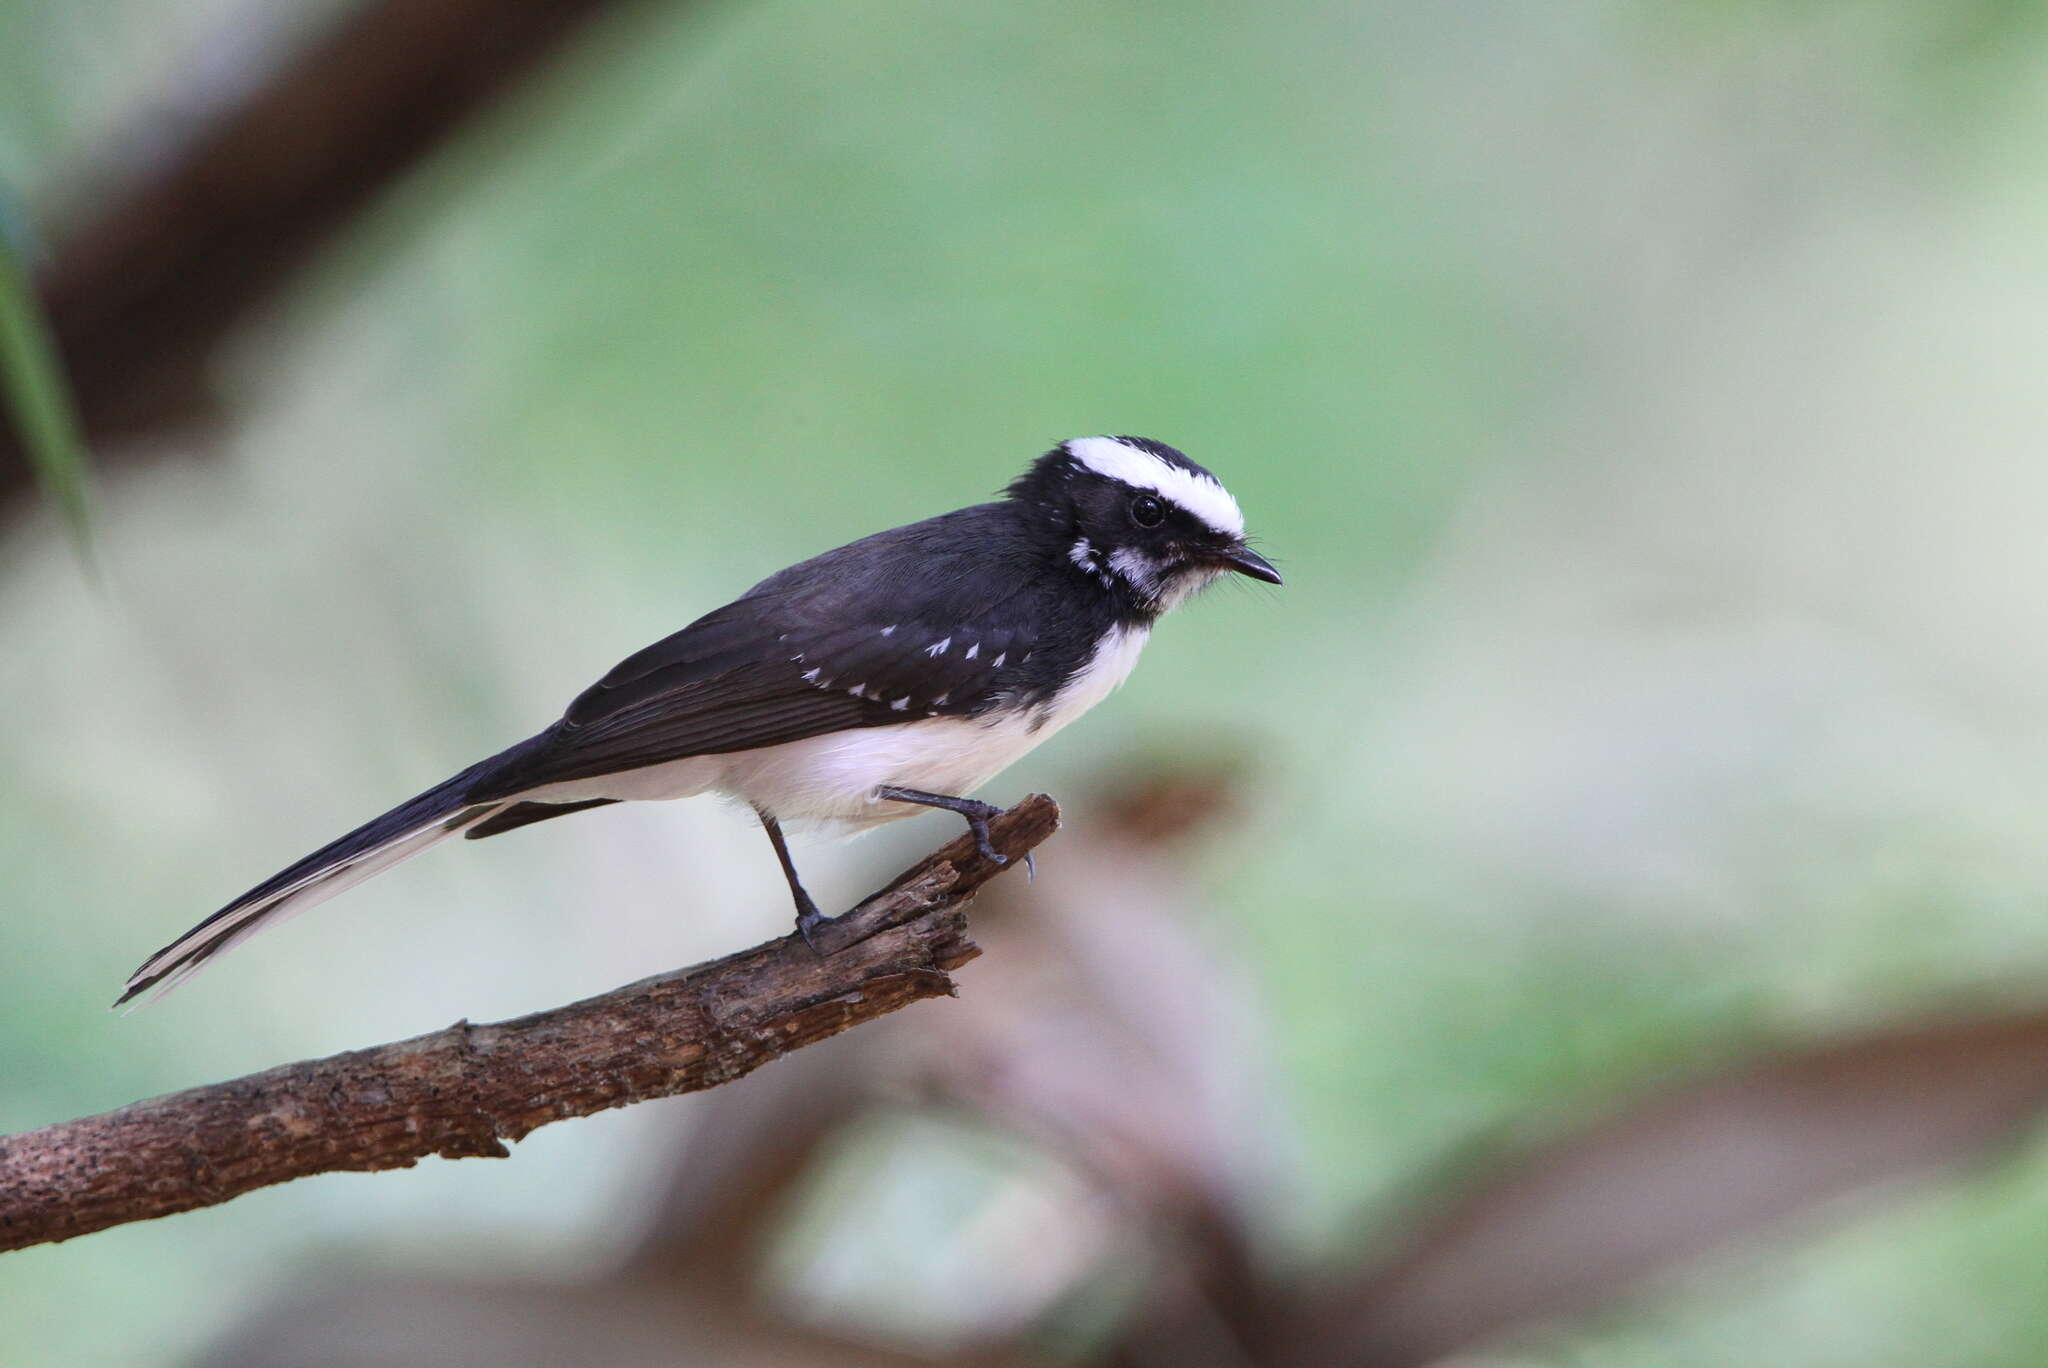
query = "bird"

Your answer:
(117, 436), (1280, 1008)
